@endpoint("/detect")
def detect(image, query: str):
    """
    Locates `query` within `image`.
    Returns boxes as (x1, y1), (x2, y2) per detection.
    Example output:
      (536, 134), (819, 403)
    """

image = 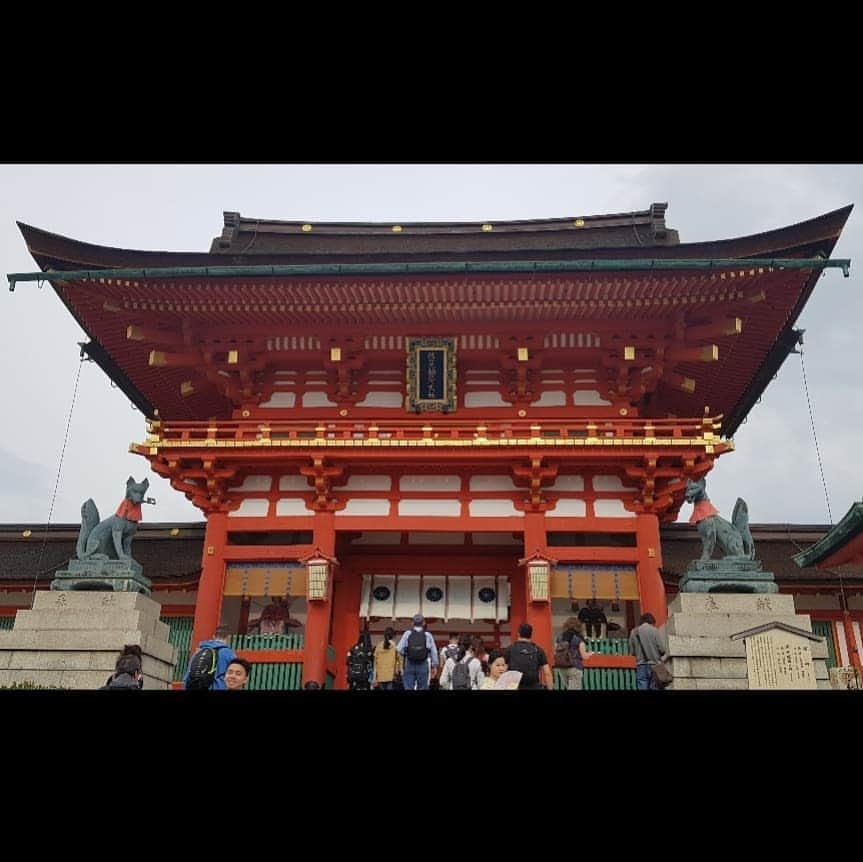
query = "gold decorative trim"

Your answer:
(135, 435), (724, 452)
